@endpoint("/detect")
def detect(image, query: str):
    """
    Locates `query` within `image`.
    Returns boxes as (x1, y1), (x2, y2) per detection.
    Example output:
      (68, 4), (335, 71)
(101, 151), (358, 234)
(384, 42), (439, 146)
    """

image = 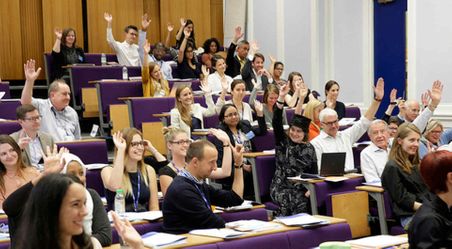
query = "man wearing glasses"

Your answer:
(10, 104), (54, 170)
(311, 78), (385, 172)
(104, 12), (141, 66)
